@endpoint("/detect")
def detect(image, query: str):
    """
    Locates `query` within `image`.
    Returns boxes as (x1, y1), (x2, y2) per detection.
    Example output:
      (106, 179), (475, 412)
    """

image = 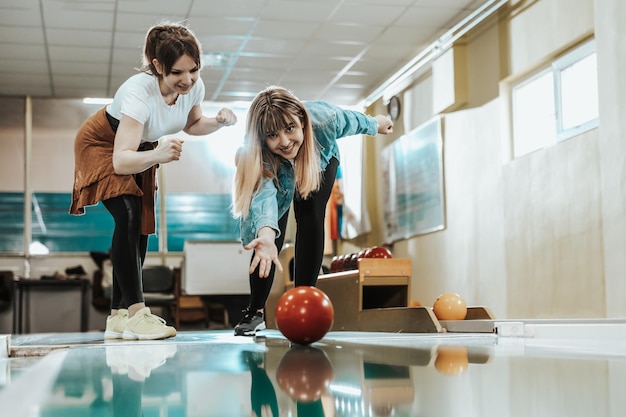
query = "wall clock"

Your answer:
(387, 95), (401, 121)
